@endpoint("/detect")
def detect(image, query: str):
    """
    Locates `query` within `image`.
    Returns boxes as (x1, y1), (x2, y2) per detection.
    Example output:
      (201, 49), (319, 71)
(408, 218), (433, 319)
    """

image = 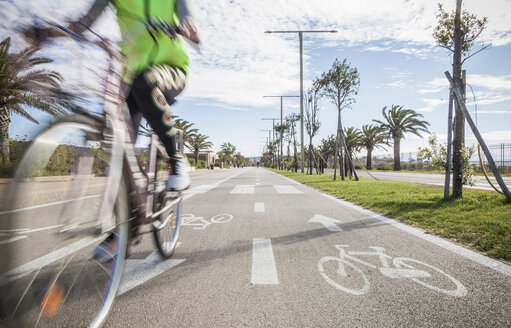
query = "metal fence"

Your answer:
(360, 143), (511, 172)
